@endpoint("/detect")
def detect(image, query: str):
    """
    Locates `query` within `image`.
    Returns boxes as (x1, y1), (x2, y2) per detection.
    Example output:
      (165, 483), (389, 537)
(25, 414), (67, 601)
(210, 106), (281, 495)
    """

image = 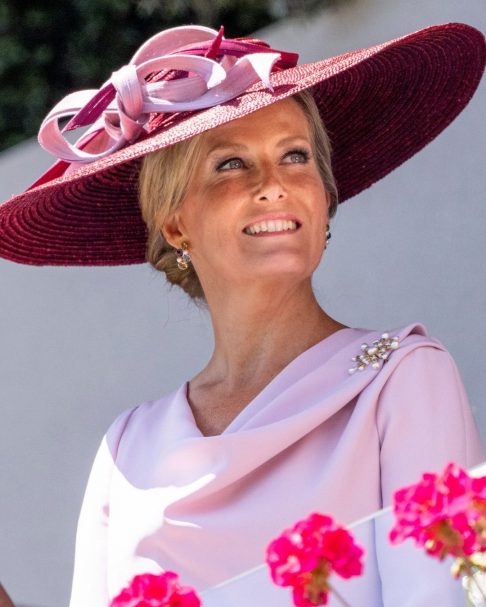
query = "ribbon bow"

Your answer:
(38, 25), (299, 165)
